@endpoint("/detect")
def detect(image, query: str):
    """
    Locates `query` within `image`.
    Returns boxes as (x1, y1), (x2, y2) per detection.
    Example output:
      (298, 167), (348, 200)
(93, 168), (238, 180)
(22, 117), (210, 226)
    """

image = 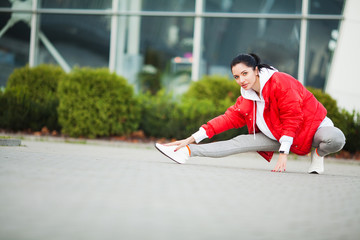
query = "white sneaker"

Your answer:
(155, 143), (190, 164)
(308, 148), (324, 174)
